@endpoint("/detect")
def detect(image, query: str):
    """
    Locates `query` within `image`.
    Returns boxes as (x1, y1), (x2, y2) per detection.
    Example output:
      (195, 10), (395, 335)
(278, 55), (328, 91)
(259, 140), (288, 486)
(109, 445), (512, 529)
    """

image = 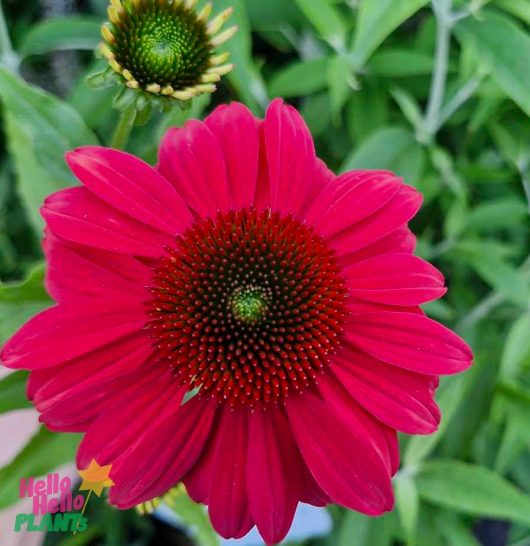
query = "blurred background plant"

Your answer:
(1, 0), (530, 545)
